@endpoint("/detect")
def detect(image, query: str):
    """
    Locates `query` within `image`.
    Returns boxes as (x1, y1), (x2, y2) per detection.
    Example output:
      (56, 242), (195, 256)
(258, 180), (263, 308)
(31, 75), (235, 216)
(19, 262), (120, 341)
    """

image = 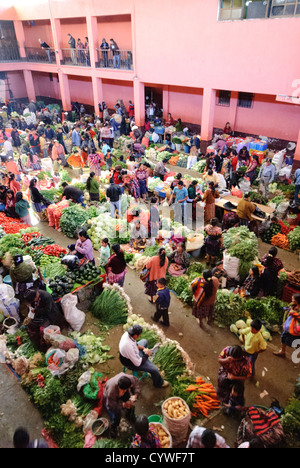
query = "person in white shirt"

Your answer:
(119, 324), (168, 388)
(186, 427), (230, 448)
(257, 158), (276, 199)
(3, 136), (13, 158)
